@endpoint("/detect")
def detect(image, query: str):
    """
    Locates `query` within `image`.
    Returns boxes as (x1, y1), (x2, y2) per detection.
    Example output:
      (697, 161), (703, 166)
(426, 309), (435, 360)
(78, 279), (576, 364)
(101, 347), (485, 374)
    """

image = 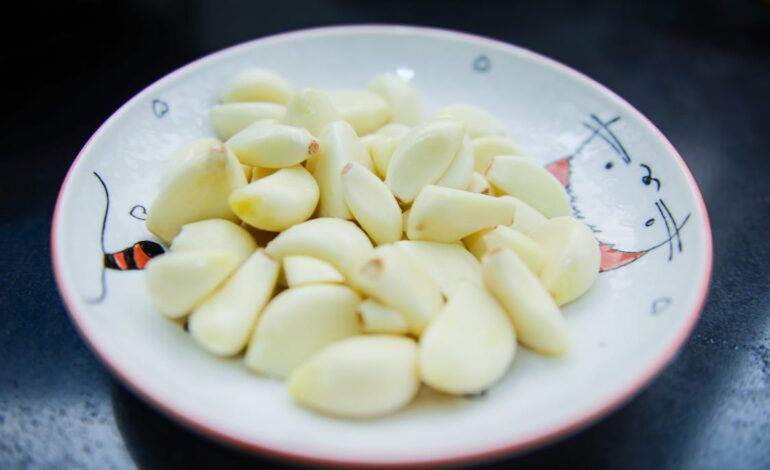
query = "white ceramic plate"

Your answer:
(52, 25), (712, 467)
